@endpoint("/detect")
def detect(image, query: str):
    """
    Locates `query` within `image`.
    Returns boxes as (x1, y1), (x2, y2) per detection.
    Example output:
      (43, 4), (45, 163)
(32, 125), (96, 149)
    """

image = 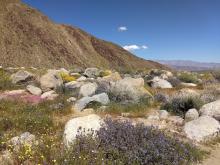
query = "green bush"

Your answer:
(178, 72), (199, 83)
(0, 69), (17, 91)
(162, 96), (204, 117)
